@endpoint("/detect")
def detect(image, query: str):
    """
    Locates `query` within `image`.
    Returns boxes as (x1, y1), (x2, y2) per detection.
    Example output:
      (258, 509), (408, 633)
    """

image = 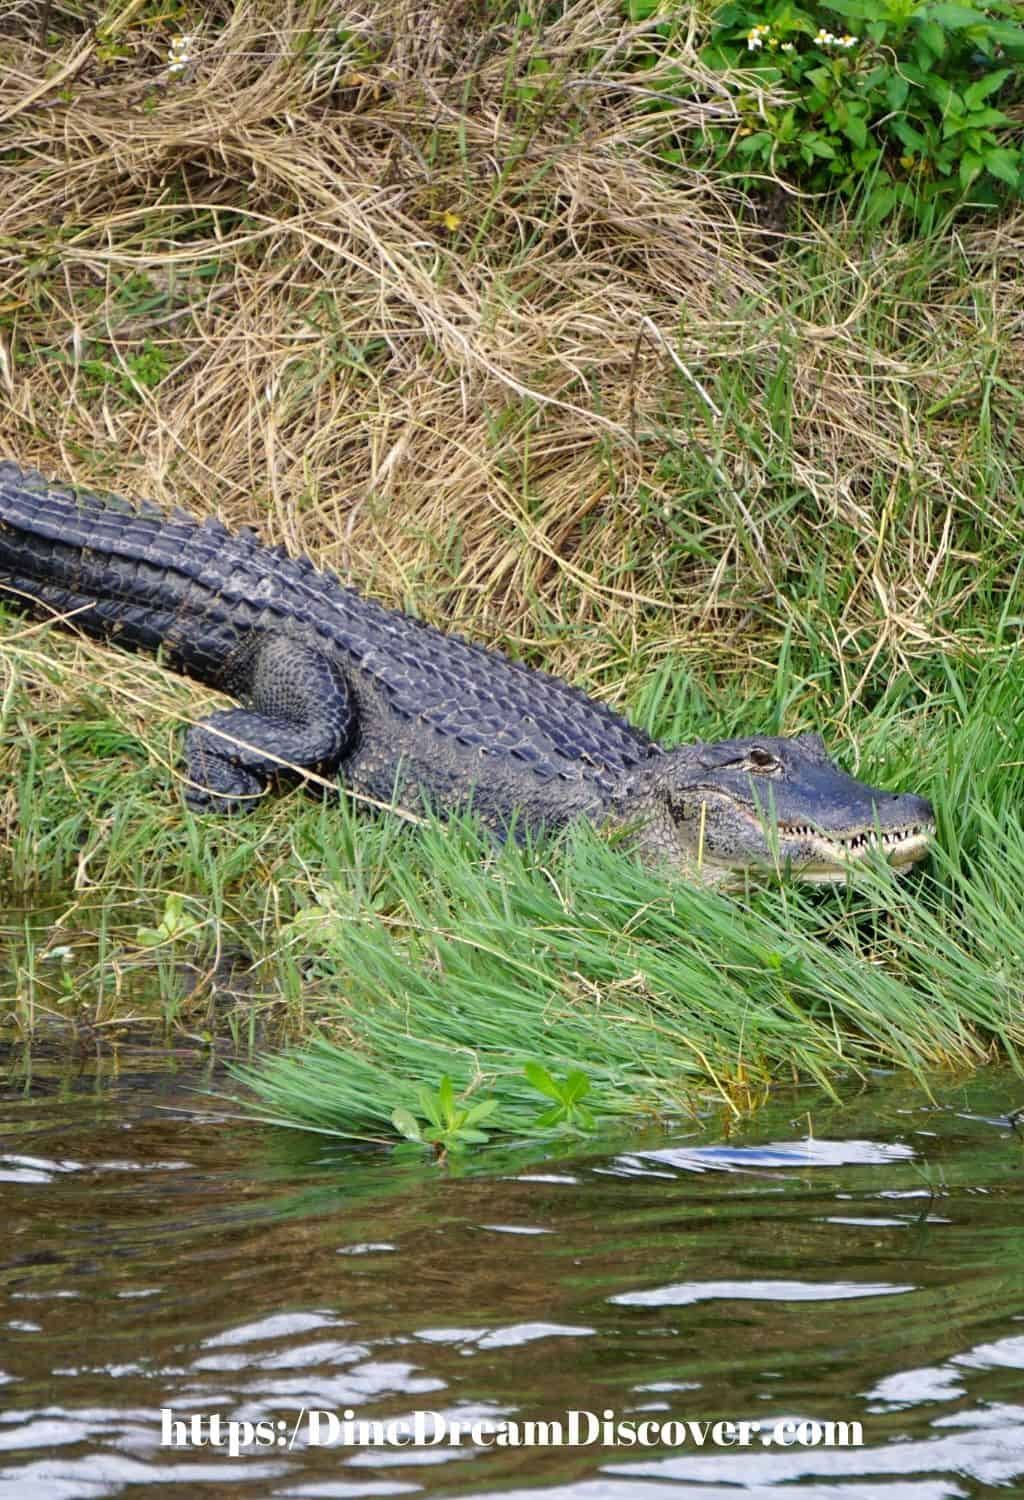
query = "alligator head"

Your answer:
(609, 732), (934, 885)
